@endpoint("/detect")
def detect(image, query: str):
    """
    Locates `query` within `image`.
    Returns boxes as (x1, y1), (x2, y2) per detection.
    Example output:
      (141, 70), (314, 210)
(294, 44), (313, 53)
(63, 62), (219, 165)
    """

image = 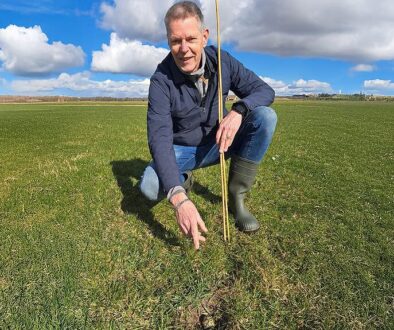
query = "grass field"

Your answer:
(0, 100), (393, 329)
